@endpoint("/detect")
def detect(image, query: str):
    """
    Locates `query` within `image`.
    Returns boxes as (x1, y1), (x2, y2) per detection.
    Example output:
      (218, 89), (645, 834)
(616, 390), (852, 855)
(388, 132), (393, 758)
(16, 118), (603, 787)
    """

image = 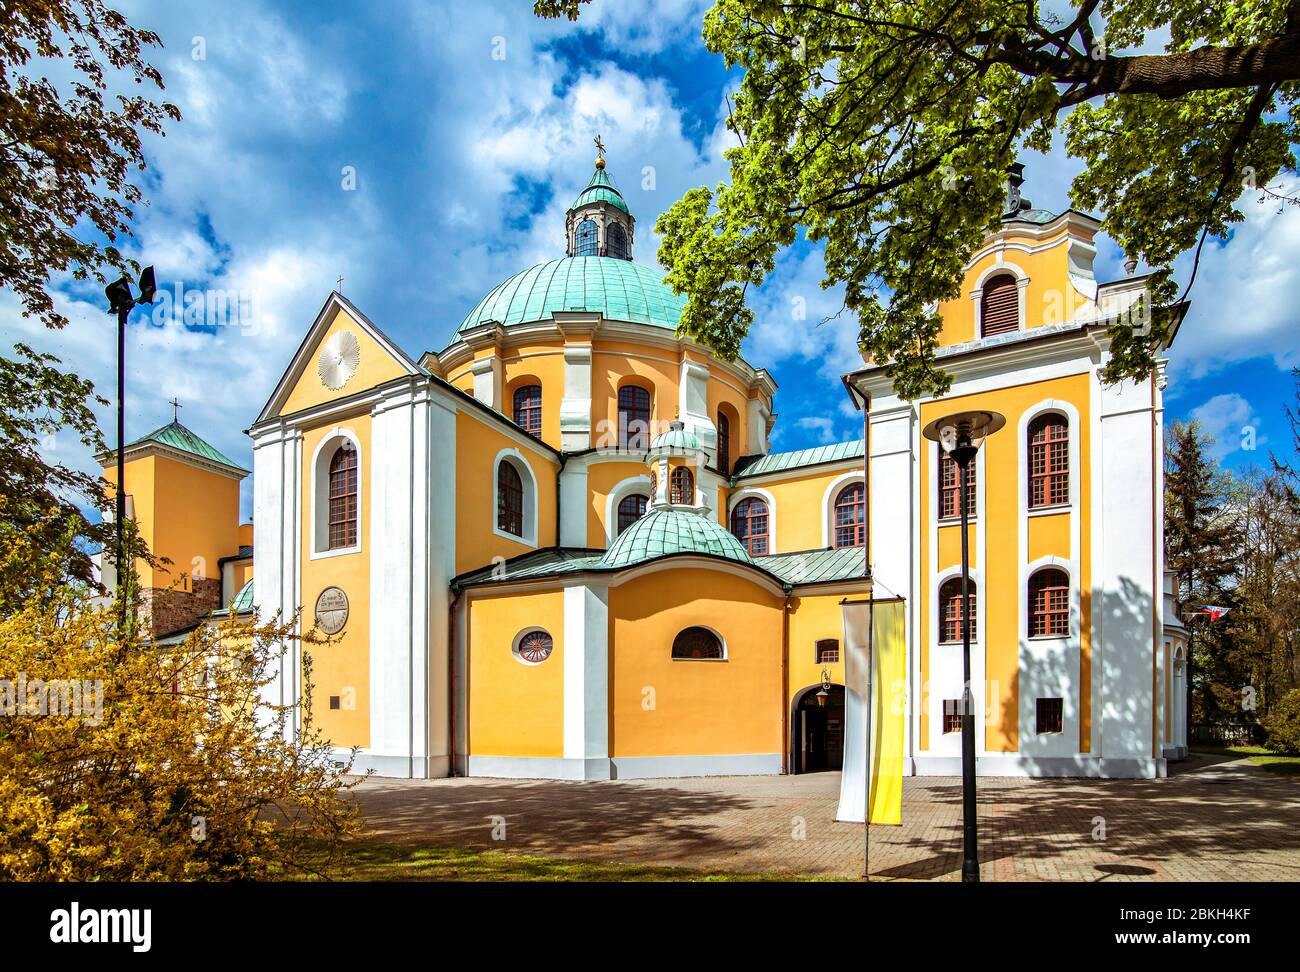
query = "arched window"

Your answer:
(939, 453), (976, 519)
(730, 496), (769, 556)
(497, 459), (524, 537)
(648, 468), (658, 504)
(618, 385), (652, 449)
(575, 218), (598, 257)
(981, 273), (1019, 336)
(672, 626), (724, 660)
(833, 482), (864, 548)
(327, 443), (358, 549)
(939, 576), (975, 644)
(669, 466), (694, 505)
(1028, 413), (1070, 508)
(716, 410), (730, 474)
(616, 493), (648, 534)
(606, 221), (629, 260)
(512, 384), (542, 438)
(1029, 568), (1070, 637)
